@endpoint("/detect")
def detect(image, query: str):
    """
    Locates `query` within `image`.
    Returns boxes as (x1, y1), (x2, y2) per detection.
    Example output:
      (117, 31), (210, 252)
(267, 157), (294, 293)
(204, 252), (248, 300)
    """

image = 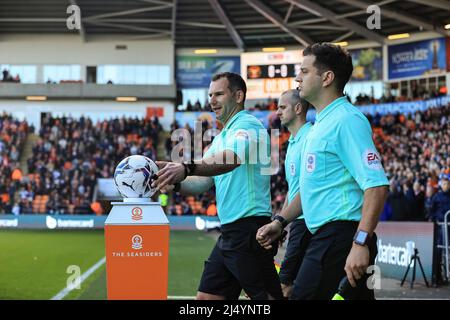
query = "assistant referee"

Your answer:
(258, 43), (389, 300)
